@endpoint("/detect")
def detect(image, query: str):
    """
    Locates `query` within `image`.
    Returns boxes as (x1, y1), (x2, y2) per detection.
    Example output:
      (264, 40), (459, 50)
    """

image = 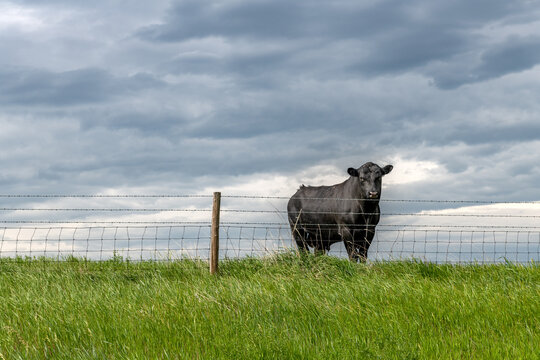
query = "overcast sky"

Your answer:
(1, 0), (540, 204)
